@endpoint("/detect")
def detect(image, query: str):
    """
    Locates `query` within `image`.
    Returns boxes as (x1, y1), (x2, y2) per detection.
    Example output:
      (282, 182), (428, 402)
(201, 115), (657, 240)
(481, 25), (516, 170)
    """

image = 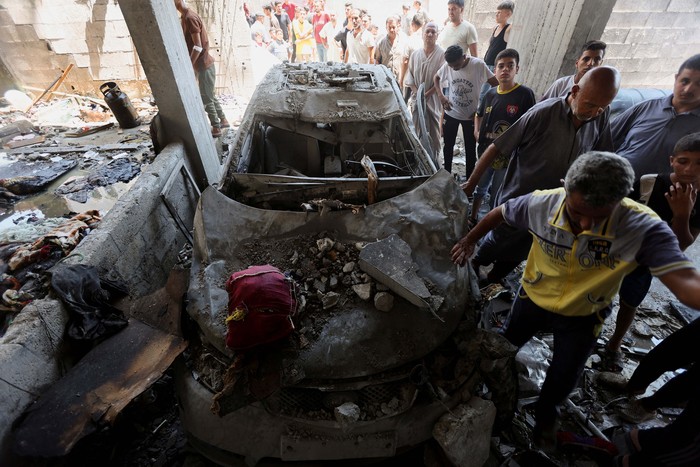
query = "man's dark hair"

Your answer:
(345, 2), (353, 7)
(673, 132), (700, 155)
(580, 40), (607, 58)
(678, 54), (700, 74)
(274, 1), (282, 6)
(411, 14), (425, 28)
(497, 1), (515, 11)
(447, 0), (465, 7)
(564, 152), (634, 206)
(444, 45), (464, 63)
(495, 48), (519, 65)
